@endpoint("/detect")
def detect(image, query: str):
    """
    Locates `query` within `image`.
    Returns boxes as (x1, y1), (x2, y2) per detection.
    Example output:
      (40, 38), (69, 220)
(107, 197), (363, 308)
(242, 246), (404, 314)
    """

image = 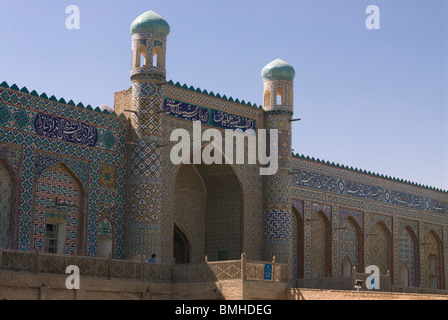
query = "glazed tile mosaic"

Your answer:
(0, 9), (447, 293)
